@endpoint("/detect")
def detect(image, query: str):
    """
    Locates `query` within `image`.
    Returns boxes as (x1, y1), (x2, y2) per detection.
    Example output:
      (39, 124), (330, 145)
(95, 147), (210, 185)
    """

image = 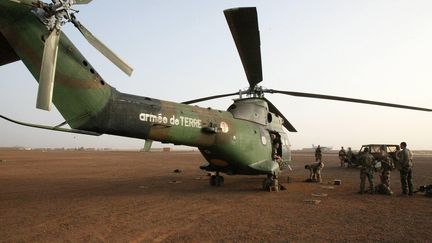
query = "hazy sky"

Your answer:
(1, 1), (431, 150)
